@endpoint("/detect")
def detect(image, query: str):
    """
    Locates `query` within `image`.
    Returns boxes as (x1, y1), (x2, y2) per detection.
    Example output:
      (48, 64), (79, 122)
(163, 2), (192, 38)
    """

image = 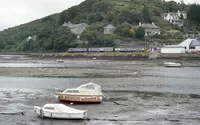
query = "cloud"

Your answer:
(0, 0), (85, 31)
(0, 0), (199, 31)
